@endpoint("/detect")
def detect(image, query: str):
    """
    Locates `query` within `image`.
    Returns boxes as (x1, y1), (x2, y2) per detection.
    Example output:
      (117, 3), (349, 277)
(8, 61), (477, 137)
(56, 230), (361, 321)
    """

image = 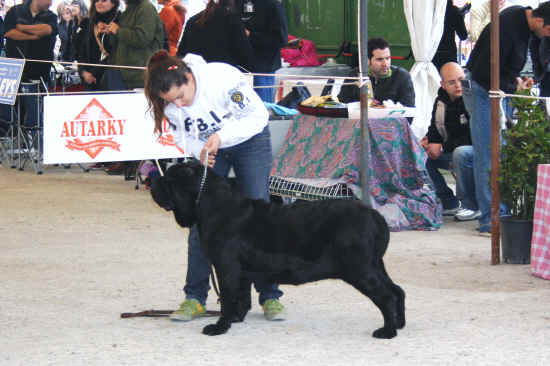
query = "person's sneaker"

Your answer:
(442, 203), (461, 216)
(454, 208), (481, 221)
(262, 299), (286, 321)
(476, 226), (491, 238)
(169, 299), (206, 321)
